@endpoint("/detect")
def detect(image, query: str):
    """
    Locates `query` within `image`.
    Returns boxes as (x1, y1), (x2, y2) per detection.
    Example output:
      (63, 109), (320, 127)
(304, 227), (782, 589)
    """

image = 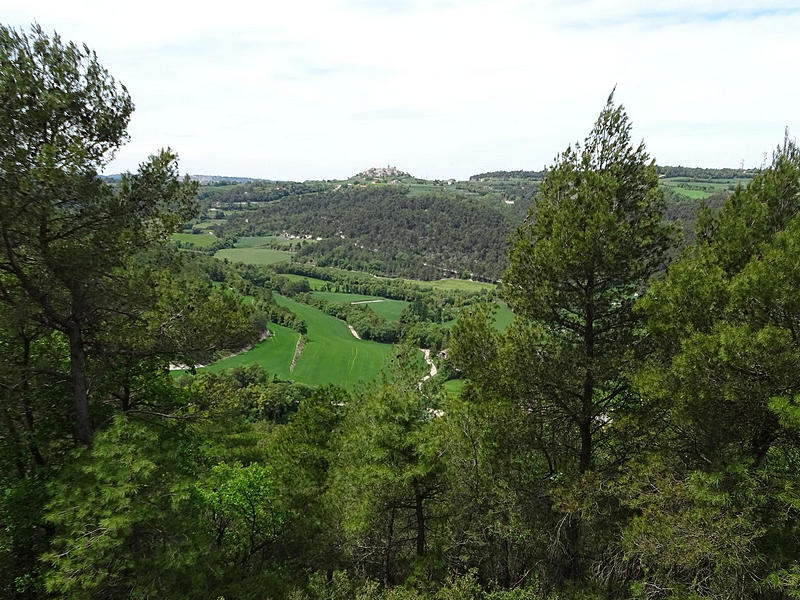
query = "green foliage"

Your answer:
(221, 185), (515, 280)
(6, 25), (800, 598)
(326, 366), (442, 586)
(44, 416), (201, 598)
(629, 135), (800, 598)
(196, 461), (287, 565)
(502, 92), (674, 476)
